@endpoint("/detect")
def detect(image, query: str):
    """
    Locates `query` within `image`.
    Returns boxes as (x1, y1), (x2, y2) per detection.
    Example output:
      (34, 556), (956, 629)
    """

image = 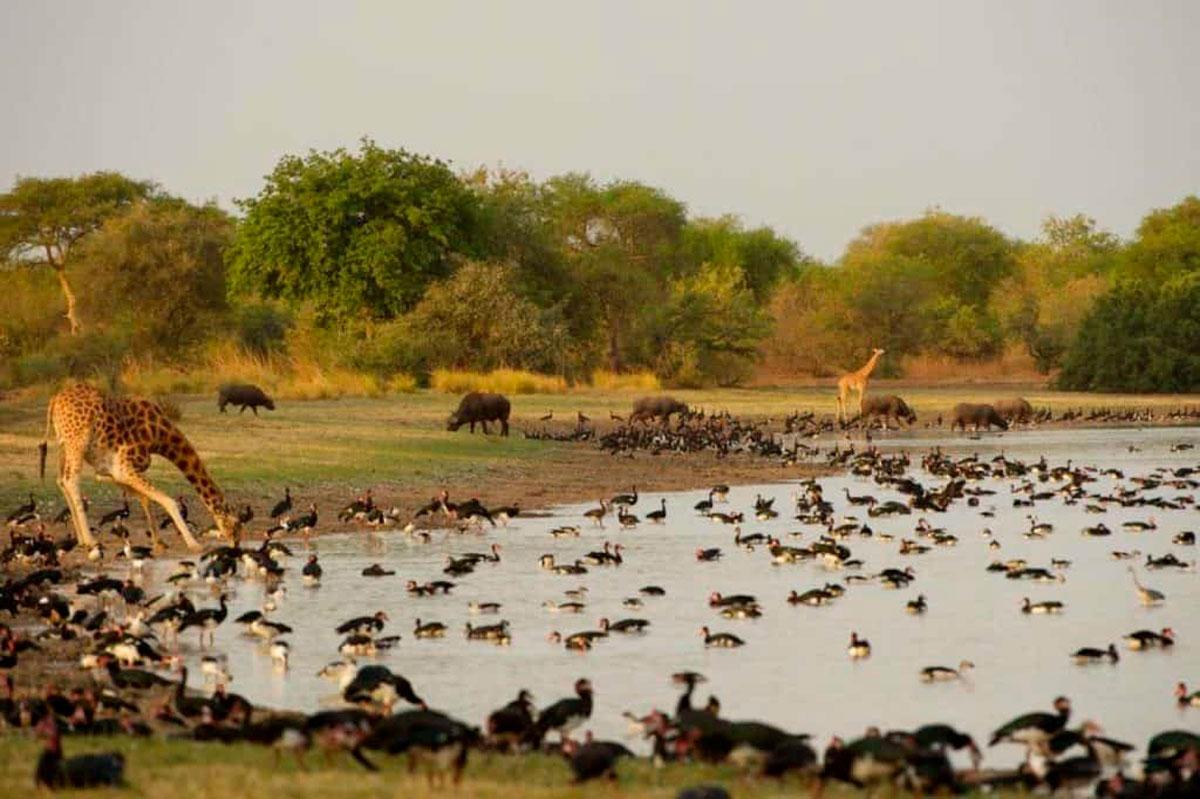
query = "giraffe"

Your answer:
(38, 384), (240, 552)
(835, 348), (885, 424)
